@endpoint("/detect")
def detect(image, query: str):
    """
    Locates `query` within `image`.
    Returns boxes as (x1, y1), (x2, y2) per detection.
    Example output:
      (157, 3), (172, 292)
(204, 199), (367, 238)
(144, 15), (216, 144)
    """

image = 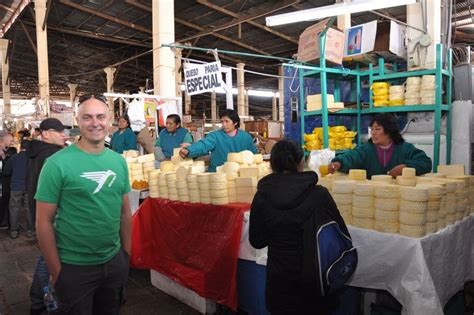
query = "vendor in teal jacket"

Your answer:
(156, 114), (193, 158)
(179, 109), (257, 172)
(328, 113), (432, 178)
(110, 115), (137, 154)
